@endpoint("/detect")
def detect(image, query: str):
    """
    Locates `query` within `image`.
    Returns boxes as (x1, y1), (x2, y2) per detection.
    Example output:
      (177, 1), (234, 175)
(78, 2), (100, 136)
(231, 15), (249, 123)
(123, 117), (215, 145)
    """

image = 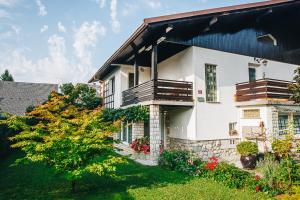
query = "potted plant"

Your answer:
(236, 141), (258, 169)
